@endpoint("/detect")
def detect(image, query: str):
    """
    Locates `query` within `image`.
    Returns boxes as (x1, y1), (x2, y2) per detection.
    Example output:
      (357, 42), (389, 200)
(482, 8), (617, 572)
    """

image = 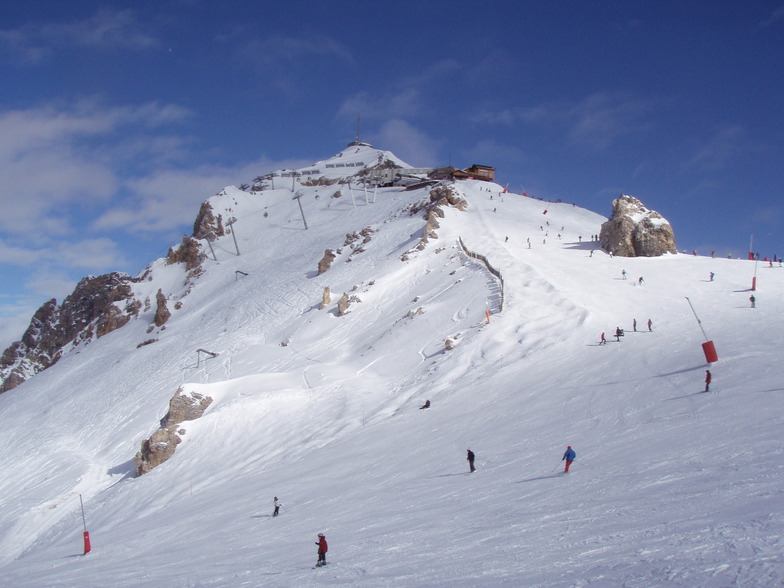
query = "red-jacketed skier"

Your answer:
(704, 370), (712, 392)
(562, 446), (576, 472)
(315, 533), (328, 567)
